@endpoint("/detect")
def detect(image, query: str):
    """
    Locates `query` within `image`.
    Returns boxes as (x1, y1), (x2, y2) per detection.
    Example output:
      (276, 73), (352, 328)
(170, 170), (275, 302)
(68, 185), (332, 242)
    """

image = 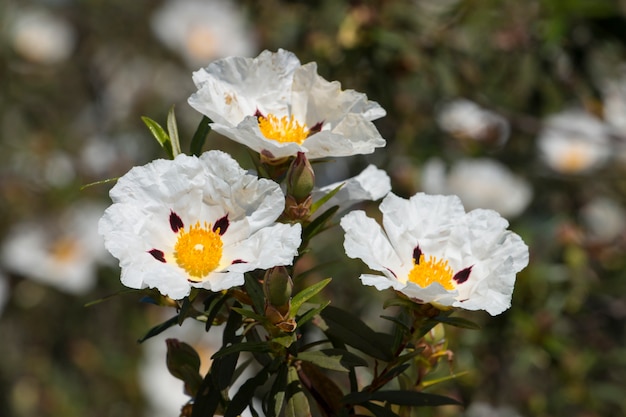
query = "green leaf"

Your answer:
(285, 366), (311, 417)
(190, 115), (211, 156)
(310, 182), (345, 215)
(244, 274), (265, 314)
(224, 363), (271, 417)
(421, 371), (470, 389)
(79, 177), (118, 191)
(204, 292), (230, 332)
(141, 116), (173, 158)
(265, 362), (288, 417)
(343, 390), (462, 407)
(299, 361), (344, 414)
(302, 205), (339, 243)
(191, 377), (221, 417)
(297, 350), (350, 372)
(296, 300), (331, 327)
(167, 105), (182, 157)
(430, 315), (481, 330)
(137, 315), (179, 343)
(360, 401), (399, 417)
(231, 306), (268, 324)
(212, 341), (272, 359)
(290, 278), (332, 317)
(318, 306), (393, 361)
